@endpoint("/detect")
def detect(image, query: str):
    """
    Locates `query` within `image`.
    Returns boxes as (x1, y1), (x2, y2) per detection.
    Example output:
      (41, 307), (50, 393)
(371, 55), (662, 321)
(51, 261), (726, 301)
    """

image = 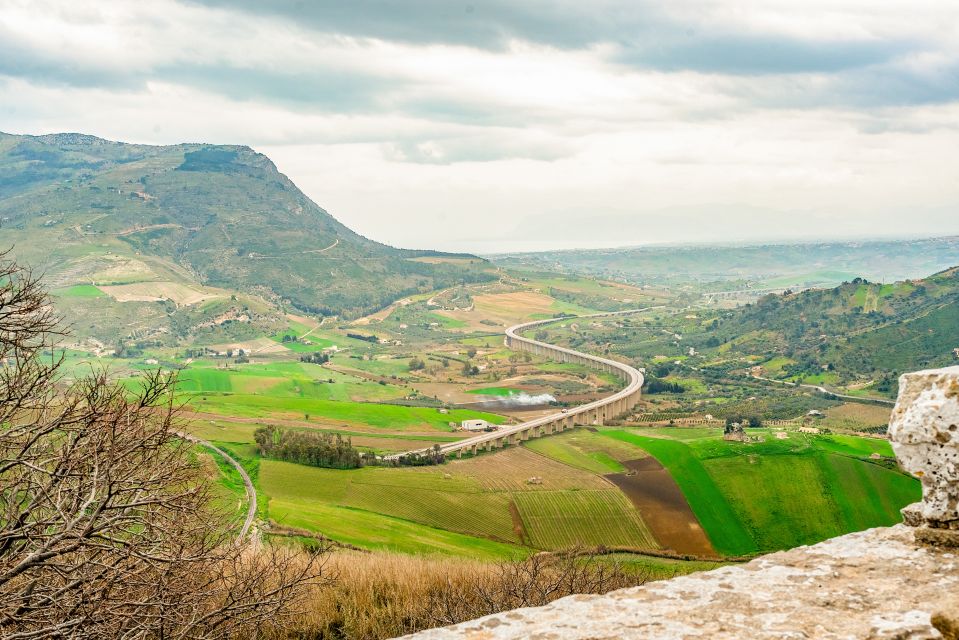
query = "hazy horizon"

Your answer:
(3, 1), (958, 253)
